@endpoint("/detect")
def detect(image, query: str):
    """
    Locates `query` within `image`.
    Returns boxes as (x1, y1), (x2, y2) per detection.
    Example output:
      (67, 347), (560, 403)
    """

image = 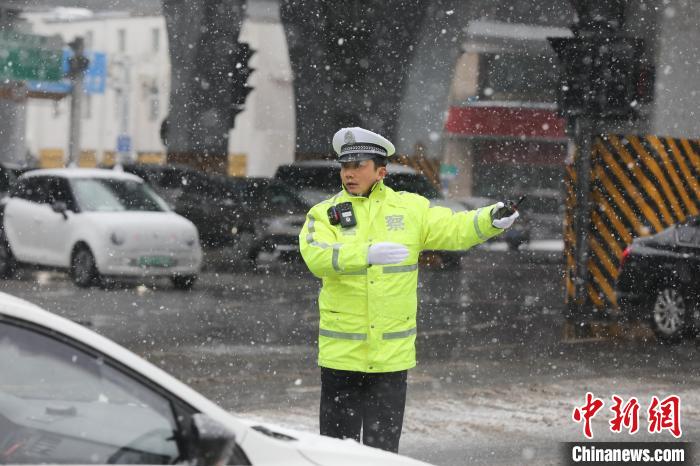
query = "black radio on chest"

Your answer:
(327, 202), (357, 228)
